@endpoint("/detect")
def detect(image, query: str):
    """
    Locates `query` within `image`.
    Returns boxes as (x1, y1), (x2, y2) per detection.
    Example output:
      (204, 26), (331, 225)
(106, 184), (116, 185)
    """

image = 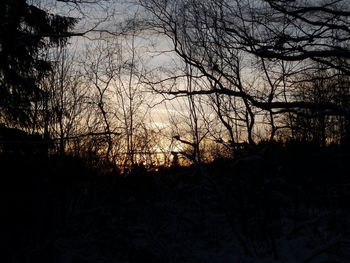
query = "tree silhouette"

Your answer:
(0, 0), (77, 127)
(139, 0), (350, 146)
